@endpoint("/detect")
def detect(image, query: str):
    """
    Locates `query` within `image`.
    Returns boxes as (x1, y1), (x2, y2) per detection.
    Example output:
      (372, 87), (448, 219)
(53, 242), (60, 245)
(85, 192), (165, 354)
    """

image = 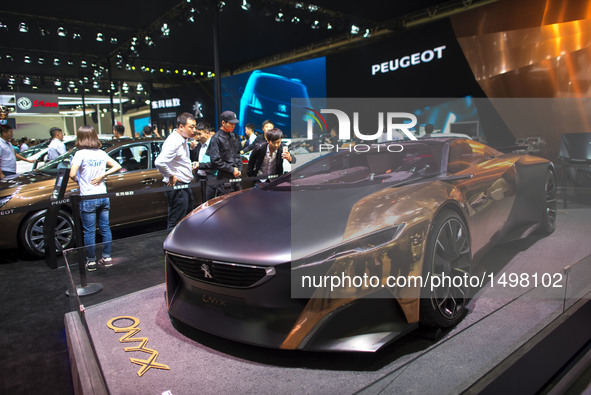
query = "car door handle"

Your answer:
(141, 178), (157, 185)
